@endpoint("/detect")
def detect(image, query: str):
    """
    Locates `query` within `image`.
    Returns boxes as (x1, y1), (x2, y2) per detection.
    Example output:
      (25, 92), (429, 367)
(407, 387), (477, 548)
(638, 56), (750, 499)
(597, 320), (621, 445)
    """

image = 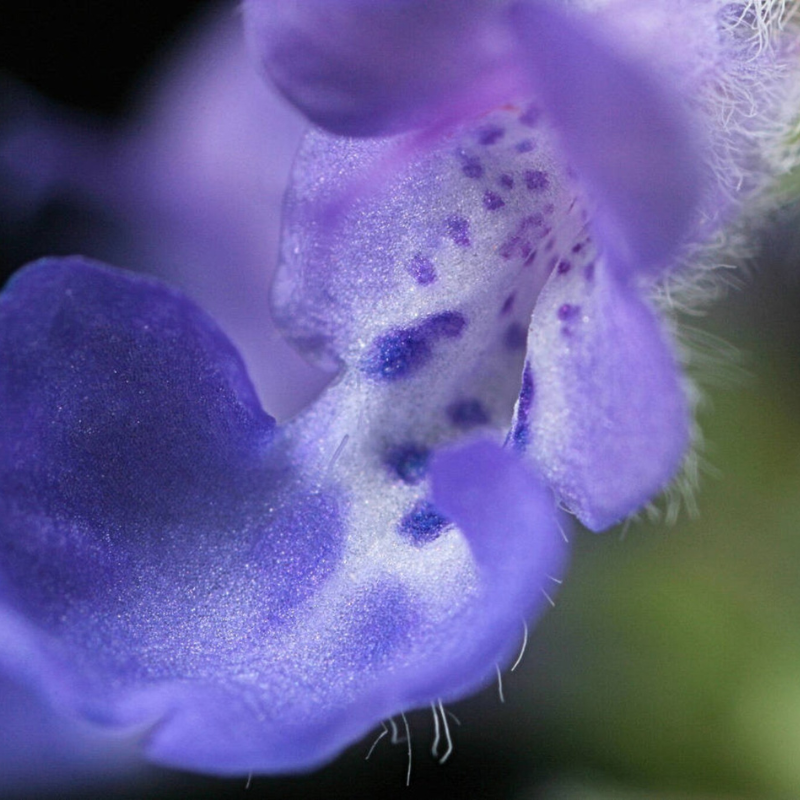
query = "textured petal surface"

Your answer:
(244, 0), (704, 277)
(0, 256), (566, 773)
(509, 2), (704, 276)
(510, 257), (690, 531)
